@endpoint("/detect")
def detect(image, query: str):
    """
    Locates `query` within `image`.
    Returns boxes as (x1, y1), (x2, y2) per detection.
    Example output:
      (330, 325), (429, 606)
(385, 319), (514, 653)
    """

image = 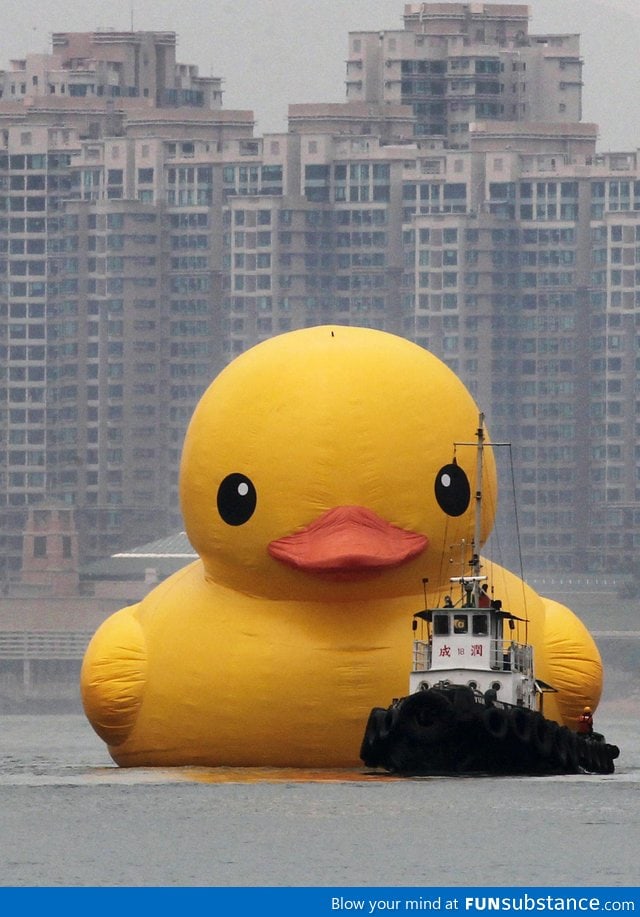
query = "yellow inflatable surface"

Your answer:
(81, 326), (602, 767)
